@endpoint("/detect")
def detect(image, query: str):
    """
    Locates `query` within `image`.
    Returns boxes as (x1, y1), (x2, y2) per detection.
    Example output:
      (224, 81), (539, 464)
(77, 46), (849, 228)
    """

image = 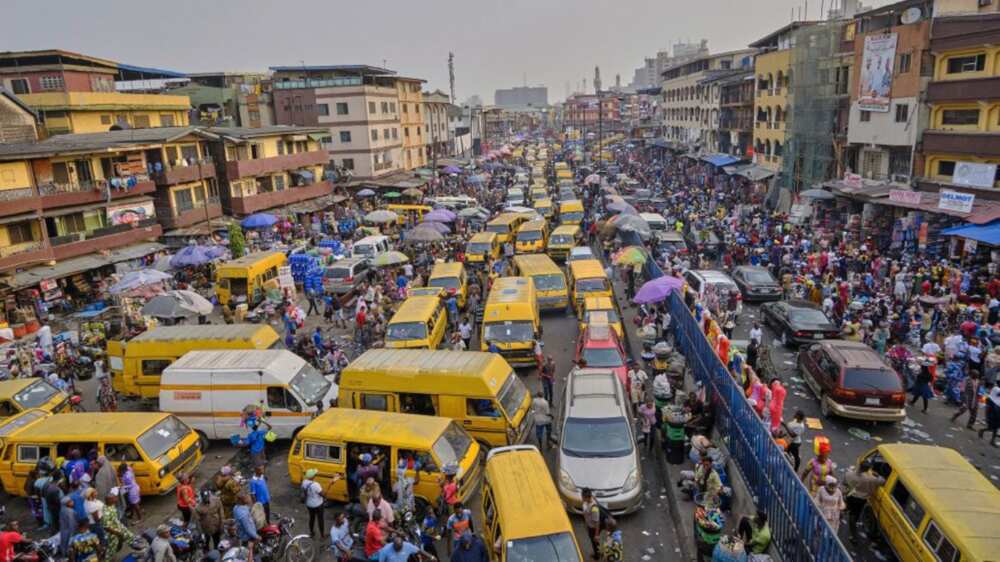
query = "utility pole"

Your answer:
(448, 52), (456, 104)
